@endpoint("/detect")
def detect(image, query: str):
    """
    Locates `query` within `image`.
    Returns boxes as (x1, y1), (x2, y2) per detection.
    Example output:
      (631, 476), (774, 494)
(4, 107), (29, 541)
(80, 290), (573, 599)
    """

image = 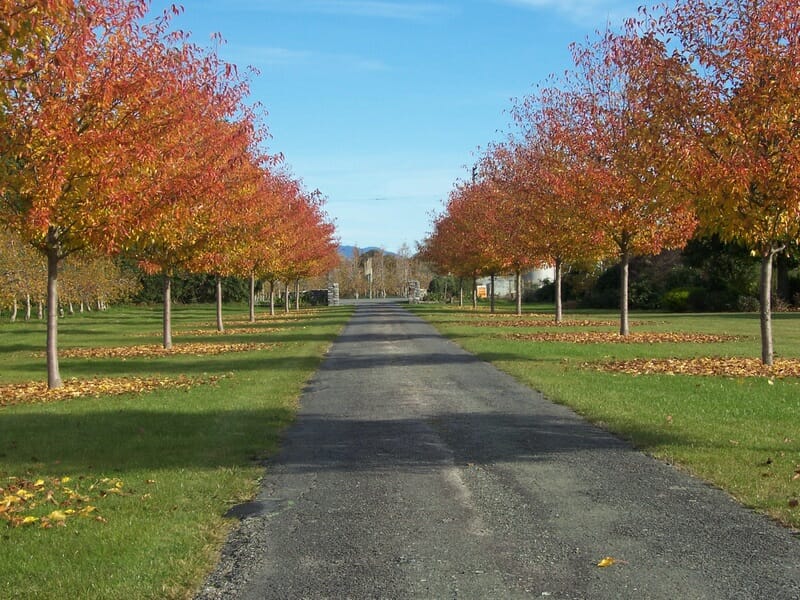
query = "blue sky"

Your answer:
(146, 0), (644, 253)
